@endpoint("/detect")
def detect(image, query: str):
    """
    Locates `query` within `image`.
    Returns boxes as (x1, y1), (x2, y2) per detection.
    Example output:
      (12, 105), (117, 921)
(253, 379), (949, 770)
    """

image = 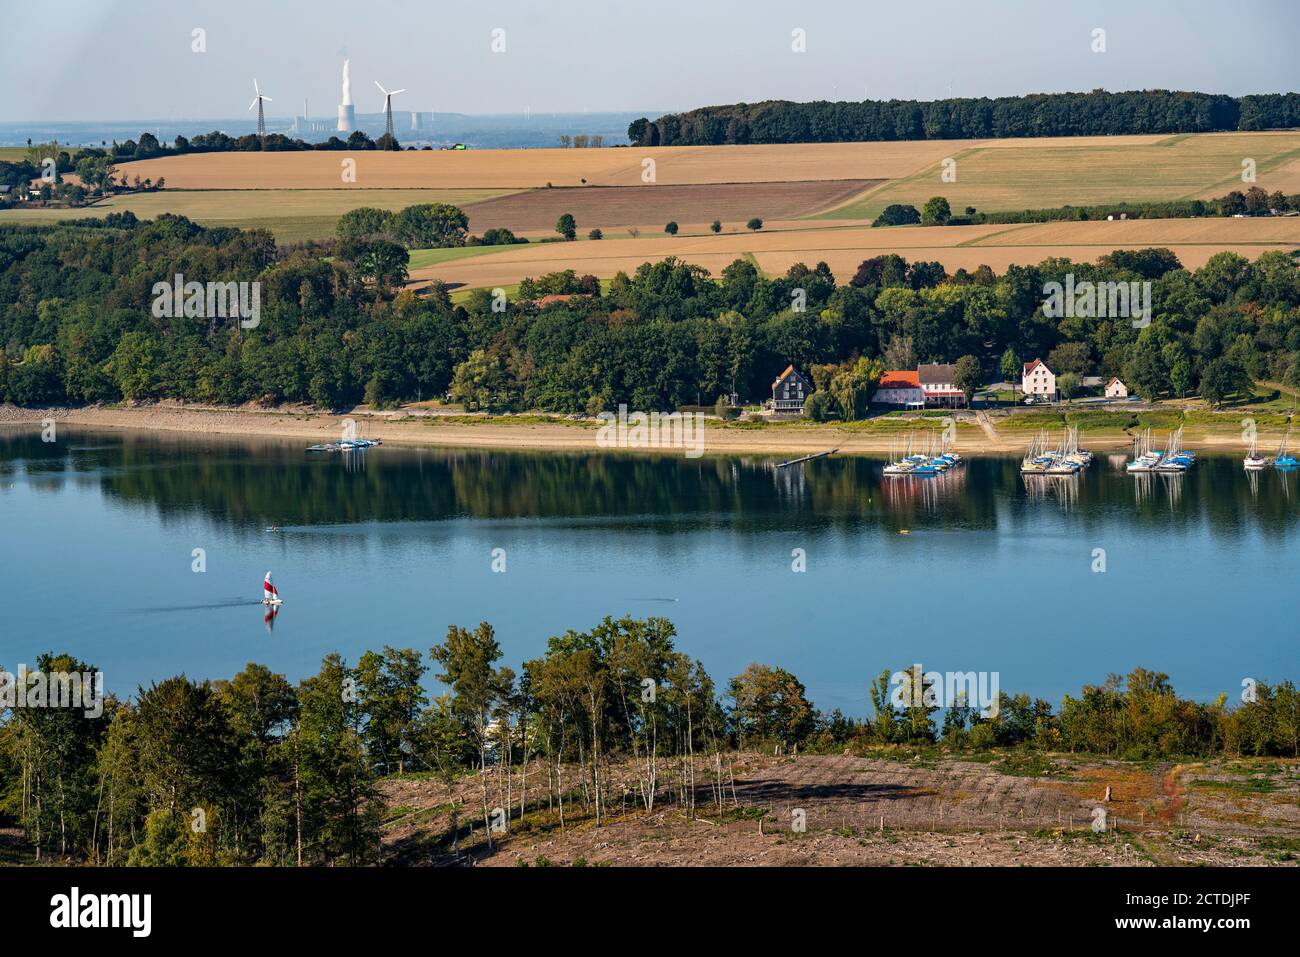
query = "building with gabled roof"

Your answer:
(1022, 359), (1056, 398)
(872, 370), (924, 408)
(918, 363), (966, 408)
(770, 365), (813, 416)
